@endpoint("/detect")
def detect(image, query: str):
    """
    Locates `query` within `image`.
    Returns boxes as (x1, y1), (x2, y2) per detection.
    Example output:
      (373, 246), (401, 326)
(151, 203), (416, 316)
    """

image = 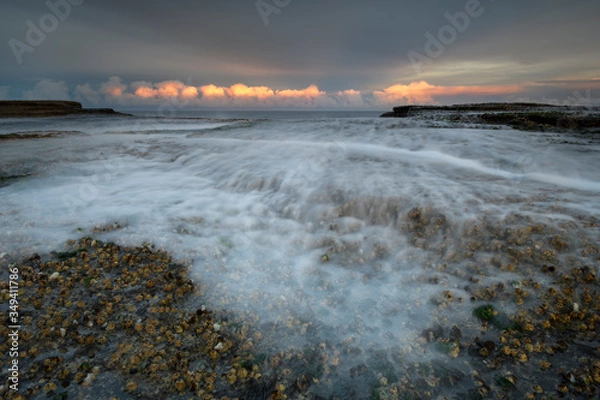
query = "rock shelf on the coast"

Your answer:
(381, 102), (600, 133)
(0, 101), (128, 118)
